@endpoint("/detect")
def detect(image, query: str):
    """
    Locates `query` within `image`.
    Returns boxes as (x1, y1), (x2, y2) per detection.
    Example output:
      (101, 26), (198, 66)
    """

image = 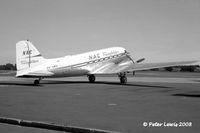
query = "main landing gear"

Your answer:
(88, 74), (96, 83)
(118, 73), (127, 84)
(34, 78), (42, 85)
(87, 73), (127, 84)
